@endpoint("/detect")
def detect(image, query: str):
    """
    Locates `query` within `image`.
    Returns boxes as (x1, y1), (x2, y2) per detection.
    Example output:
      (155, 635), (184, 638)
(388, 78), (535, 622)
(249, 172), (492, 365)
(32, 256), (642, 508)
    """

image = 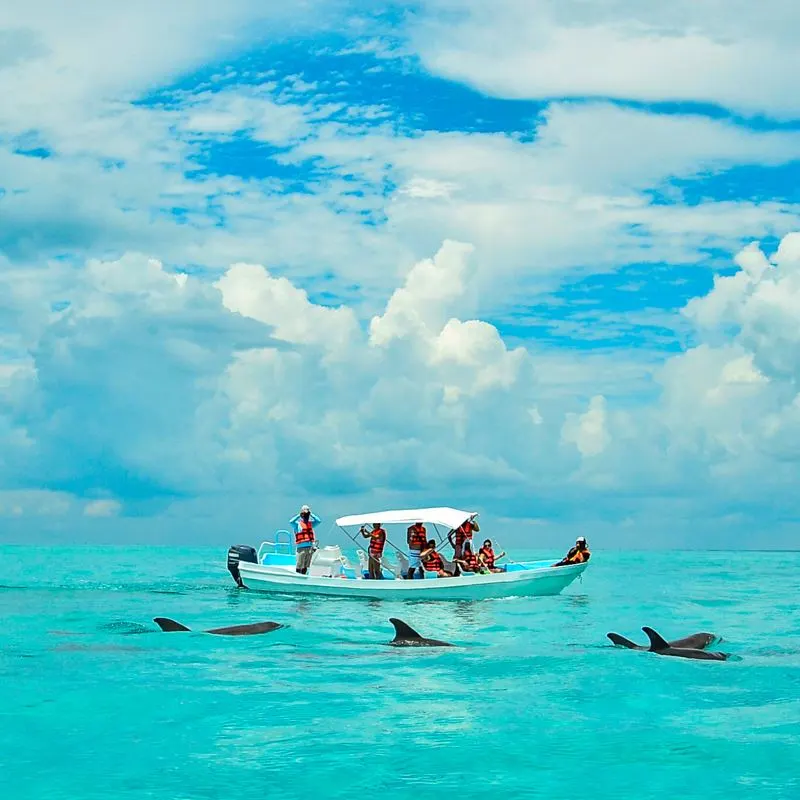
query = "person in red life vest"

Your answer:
(289, 504), (321, 574)
(478, 539), (505, 573)
(447, 514), (480, 560)
(405, 521), (427, 579)
(553, 536), (591, 567)
(454, 539), (481, 573)
(360, 522), (386, 580)
(419, 539), (455, 578)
